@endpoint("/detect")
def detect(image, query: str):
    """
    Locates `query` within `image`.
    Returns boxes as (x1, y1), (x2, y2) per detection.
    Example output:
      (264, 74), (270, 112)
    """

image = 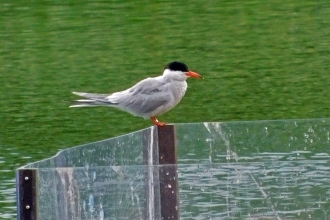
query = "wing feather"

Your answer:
(117, 78), (171, 117)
